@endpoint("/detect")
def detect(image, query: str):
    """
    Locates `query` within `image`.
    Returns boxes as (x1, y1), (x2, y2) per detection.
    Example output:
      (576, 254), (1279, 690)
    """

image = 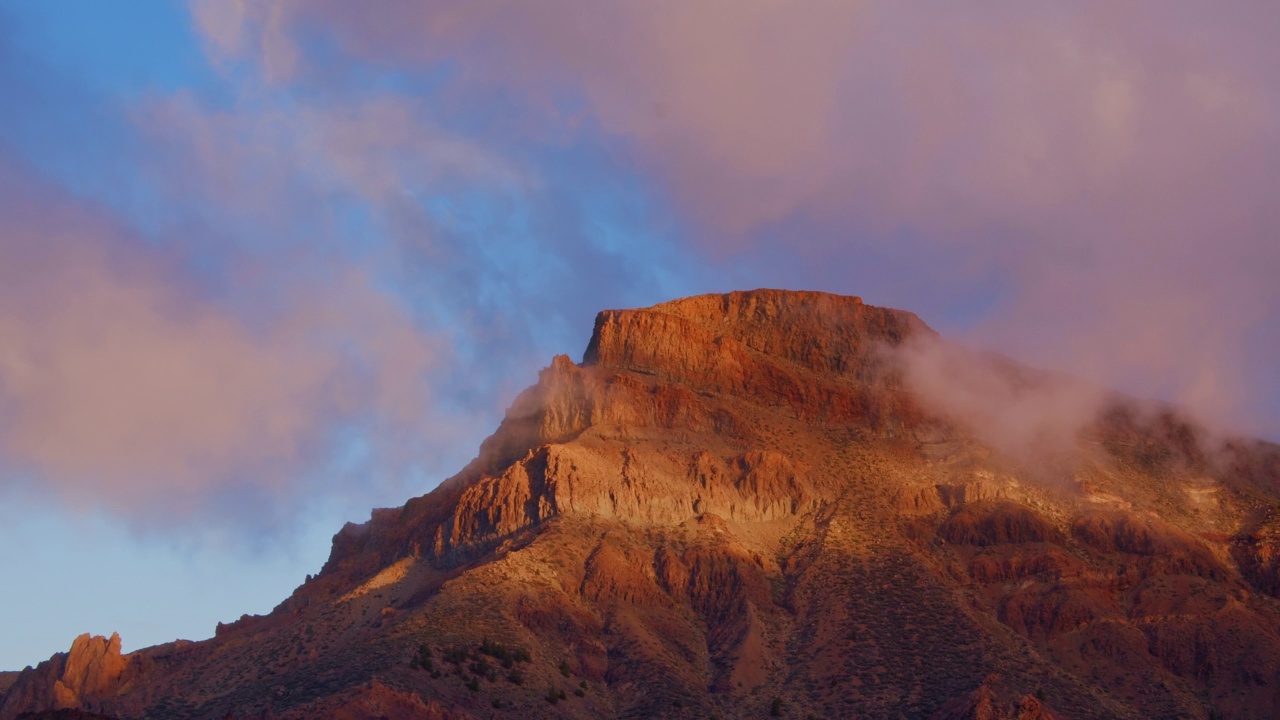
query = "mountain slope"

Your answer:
(4, 289), (1280, 719)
